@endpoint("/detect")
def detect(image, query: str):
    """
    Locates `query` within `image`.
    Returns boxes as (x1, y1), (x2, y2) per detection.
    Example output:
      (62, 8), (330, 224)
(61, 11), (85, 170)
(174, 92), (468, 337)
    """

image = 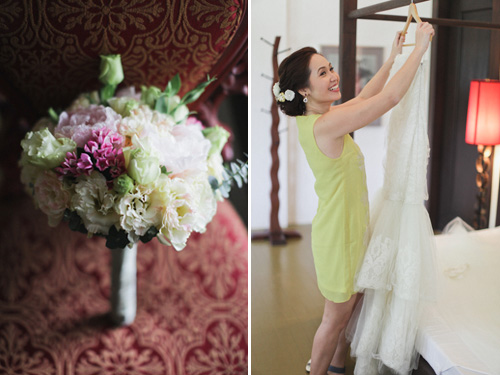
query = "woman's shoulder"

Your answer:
(297, 114), (321, 125)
